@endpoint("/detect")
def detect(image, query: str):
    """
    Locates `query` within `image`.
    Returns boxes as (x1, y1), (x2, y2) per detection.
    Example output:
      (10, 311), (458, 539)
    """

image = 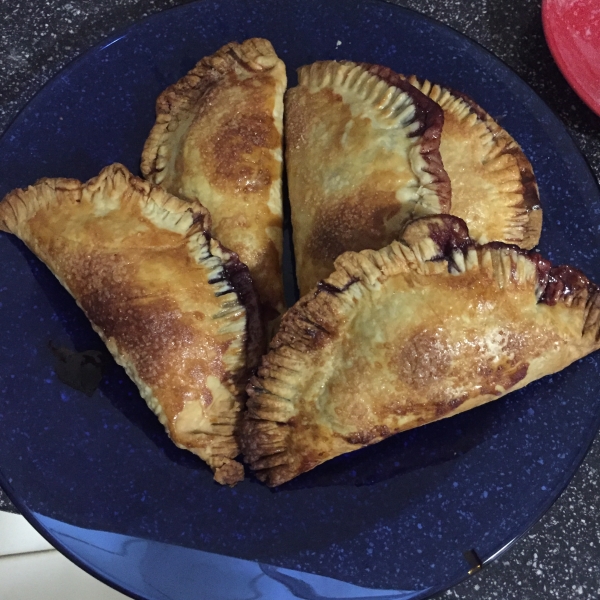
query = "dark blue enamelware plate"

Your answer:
(1, 1), (599, 599)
